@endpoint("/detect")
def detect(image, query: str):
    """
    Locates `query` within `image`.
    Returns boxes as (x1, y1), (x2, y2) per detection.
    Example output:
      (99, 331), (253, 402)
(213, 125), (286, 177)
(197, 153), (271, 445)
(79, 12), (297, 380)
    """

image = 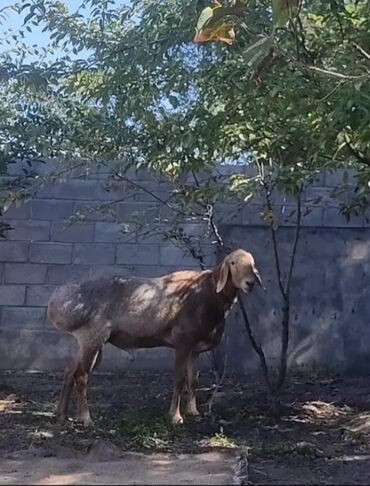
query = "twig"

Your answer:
(306, 65), (370, 81)
(207, 336), (229, 416)
(263, 182), (286, 300)
(237, 293), (273, 392)
(101, 161), (203, 218)
(345, 142), (370, 167)
(207, 212), (274, 393)
(285, 188), (302, 298)
(276, 190), (302, 391)
(275, 46), (370, 81)
(353, 42), (370, 62)
(318, 80), (345, 102)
